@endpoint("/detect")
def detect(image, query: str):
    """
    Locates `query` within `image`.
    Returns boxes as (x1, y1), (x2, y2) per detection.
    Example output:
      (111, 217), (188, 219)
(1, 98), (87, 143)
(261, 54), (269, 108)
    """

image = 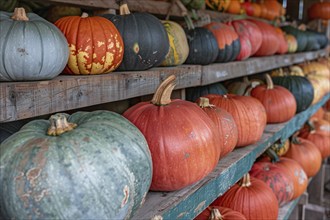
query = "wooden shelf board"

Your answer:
(277, 197), (300, 220)
(132, 93), (330, 220)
